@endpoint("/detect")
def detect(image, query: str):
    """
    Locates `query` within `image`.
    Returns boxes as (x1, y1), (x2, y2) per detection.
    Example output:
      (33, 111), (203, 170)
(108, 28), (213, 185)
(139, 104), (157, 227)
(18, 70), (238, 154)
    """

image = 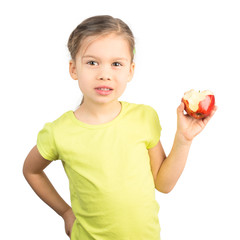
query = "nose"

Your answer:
(97, 66), (112, 80)
(98, 76), (111, 80)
